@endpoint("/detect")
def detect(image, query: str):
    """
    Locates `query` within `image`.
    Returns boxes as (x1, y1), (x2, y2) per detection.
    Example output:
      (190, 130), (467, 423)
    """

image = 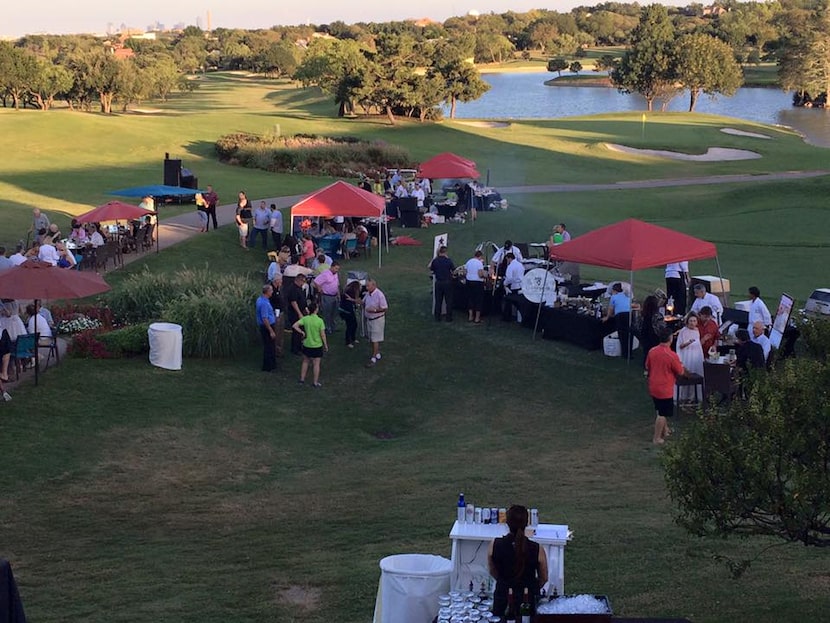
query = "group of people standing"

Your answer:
(255, 249), (389, 385)
(234, 191), (283, 250)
